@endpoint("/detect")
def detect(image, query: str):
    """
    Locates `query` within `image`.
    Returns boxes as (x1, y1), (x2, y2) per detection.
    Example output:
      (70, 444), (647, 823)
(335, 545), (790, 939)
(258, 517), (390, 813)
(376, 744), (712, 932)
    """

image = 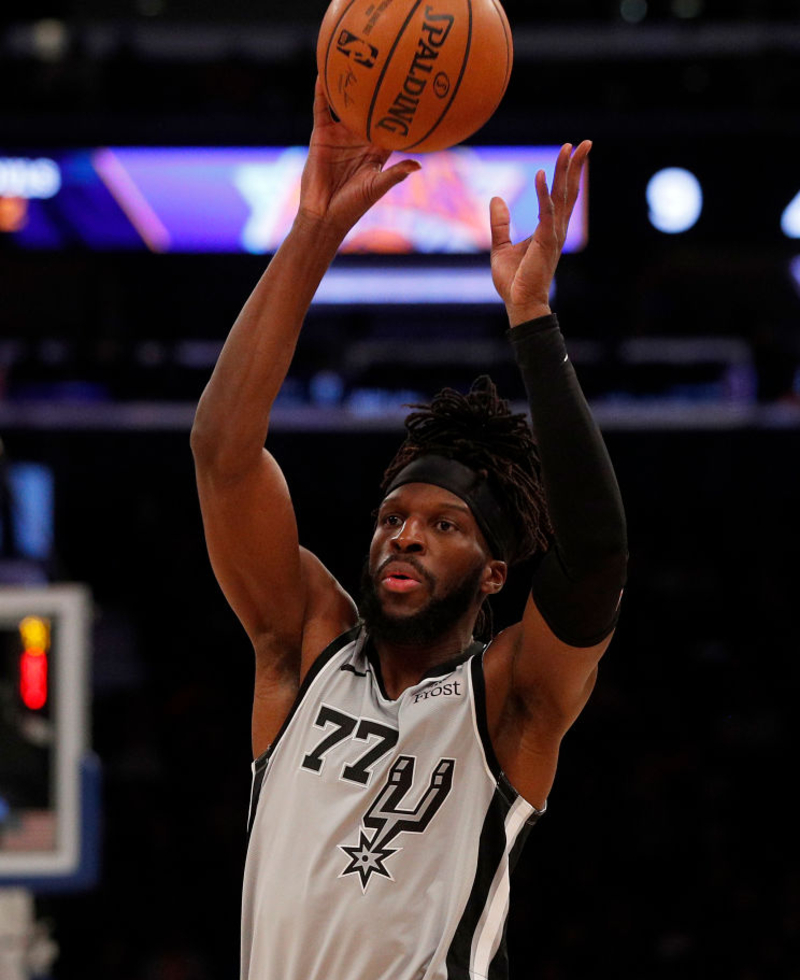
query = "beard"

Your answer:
(359, 556), (485, 646)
